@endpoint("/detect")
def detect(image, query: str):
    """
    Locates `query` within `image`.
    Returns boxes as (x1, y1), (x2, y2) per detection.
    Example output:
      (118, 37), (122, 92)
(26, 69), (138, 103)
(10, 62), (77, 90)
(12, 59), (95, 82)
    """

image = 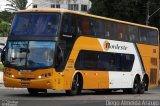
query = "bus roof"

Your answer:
(17, 8), (158, 30)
